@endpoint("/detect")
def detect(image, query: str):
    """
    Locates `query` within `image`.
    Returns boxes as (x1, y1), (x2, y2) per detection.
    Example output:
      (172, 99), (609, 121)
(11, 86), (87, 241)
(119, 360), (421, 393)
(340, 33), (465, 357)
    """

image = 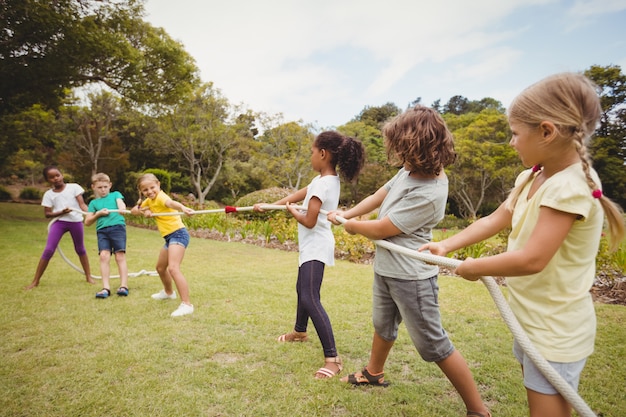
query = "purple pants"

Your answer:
(42, 220), (87, 260)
